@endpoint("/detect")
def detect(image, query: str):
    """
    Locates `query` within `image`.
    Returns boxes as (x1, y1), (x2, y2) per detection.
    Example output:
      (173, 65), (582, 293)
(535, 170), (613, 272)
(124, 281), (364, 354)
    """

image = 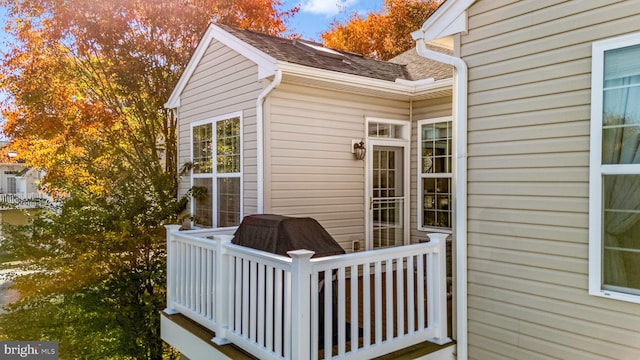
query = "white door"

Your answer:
(367, 141), (410, 249)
